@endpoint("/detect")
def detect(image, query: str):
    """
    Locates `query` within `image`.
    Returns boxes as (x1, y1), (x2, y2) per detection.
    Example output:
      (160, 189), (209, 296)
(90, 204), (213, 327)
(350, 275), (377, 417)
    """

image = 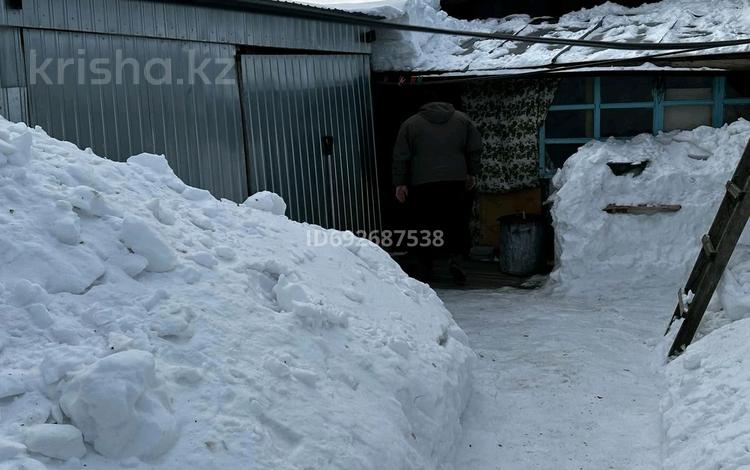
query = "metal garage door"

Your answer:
(240, 54), (381, 233)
